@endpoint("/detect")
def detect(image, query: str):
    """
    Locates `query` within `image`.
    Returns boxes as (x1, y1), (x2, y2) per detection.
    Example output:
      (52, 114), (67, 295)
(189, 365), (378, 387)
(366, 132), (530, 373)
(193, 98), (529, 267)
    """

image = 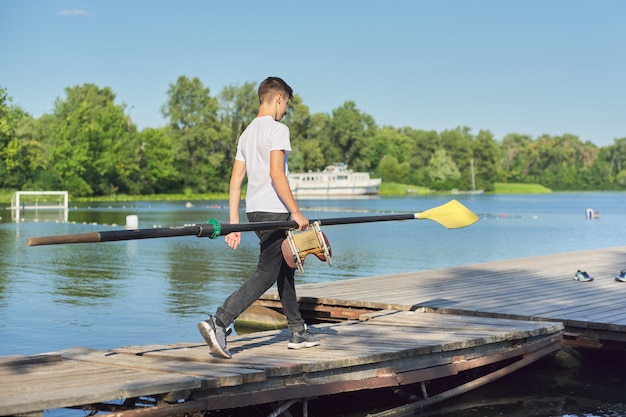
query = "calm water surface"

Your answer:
(1, 193), (625, 416)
